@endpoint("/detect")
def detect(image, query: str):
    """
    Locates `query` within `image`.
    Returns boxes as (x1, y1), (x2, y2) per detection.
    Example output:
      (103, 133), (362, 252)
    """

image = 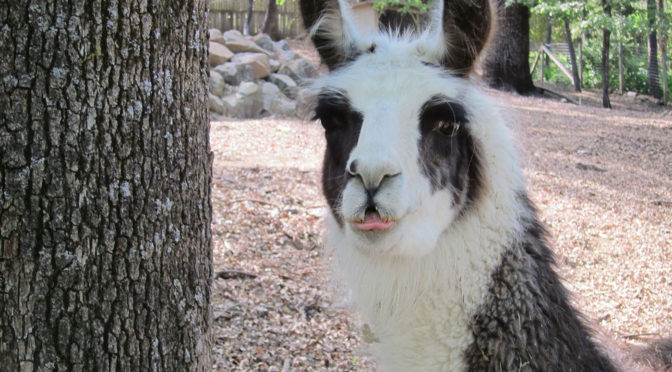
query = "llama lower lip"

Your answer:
(352, 211), (396, 231)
